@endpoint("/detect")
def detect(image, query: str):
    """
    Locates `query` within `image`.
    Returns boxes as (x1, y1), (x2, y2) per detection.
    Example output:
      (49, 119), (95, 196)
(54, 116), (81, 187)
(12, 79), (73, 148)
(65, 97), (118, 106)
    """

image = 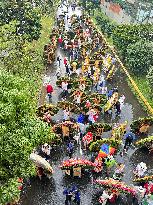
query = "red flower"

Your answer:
(18, 185), (23, 190)
(17, 178), (23, 183)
